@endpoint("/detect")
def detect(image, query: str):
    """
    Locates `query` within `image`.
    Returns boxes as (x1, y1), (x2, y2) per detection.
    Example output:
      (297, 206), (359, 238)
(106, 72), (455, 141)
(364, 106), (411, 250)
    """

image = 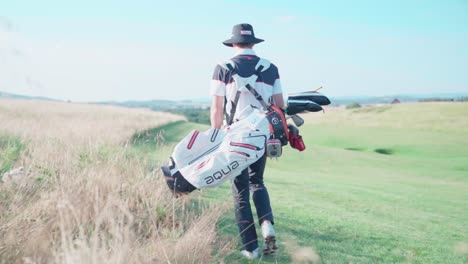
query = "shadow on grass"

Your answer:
(374, 148), (395, 155)
(345, 147), (366, 152)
